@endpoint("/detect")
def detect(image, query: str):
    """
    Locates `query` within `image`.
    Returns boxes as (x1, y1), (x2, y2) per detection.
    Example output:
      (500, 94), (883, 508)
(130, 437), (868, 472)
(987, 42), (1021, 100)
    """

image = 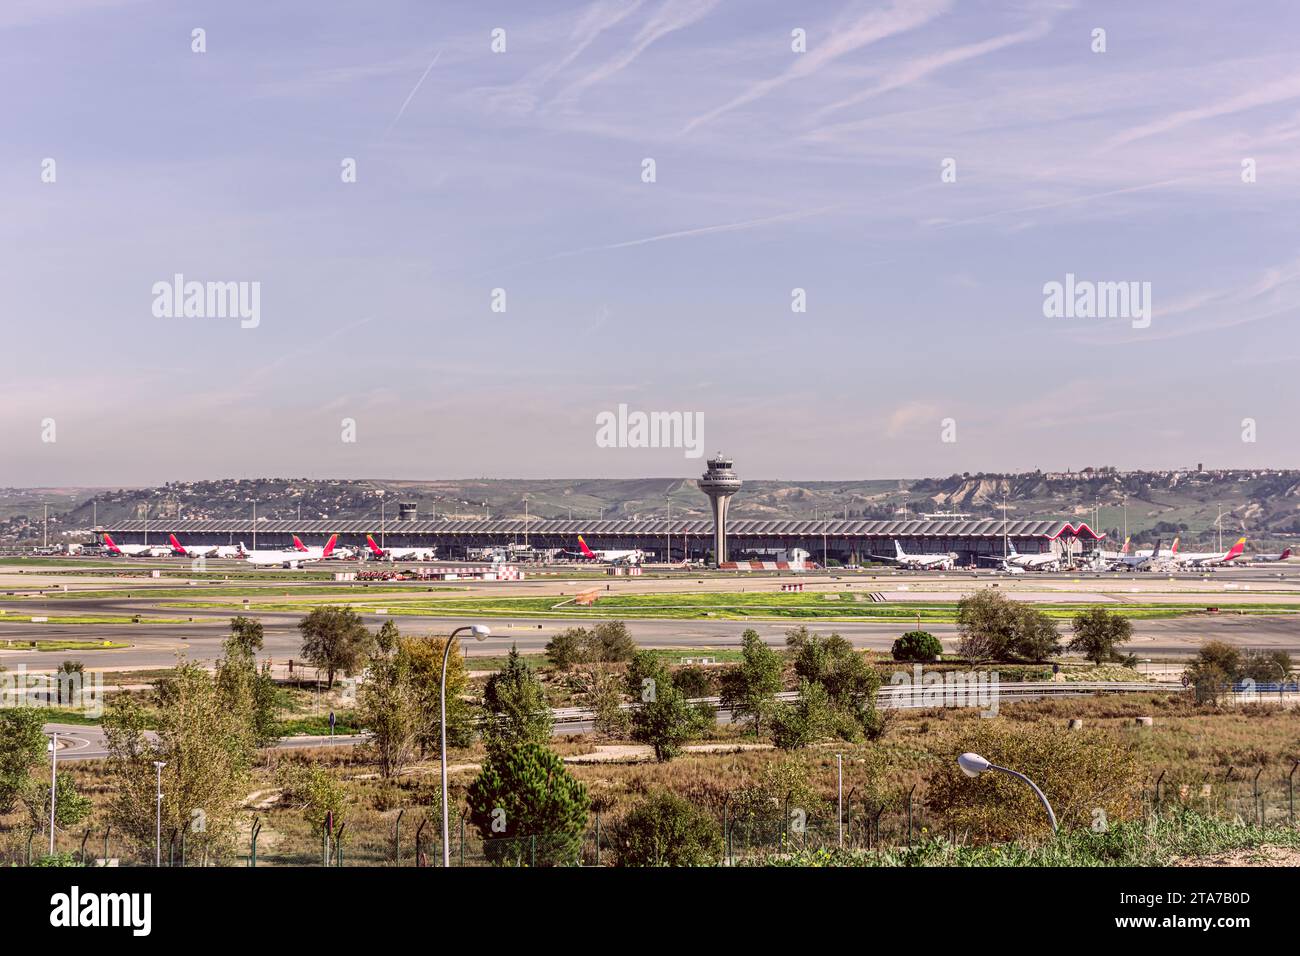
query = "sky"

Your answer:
(3, 0), (1299, 486)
